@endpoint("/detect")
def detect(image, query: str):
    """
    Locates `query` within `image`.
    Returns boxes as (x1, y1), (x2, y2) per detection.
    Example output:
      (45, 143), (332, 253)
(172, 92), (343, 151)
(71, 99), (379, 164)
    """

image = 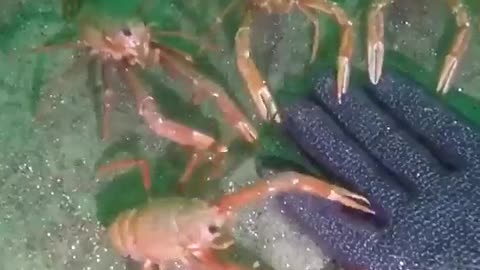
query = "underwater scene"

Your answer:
(1, 0), (480, 269)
